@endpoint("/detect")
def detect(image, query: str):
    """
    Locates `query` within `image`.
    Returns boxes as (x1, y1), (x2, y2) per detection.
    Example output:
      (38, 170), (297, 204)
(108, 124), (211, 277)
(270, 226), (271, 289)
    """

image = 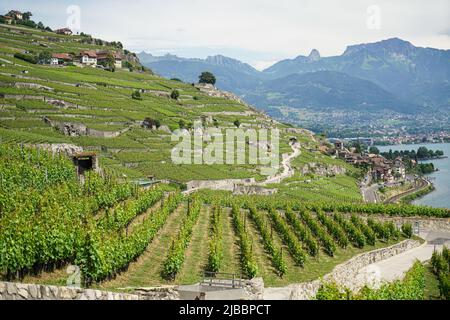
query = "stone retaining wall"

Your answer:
(0, 282), (139, 300)
(367, 216), (450, 232)
(263, 239), (420, 300)
(186, 178), (256, 192)
(0, 282), (183, 300)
